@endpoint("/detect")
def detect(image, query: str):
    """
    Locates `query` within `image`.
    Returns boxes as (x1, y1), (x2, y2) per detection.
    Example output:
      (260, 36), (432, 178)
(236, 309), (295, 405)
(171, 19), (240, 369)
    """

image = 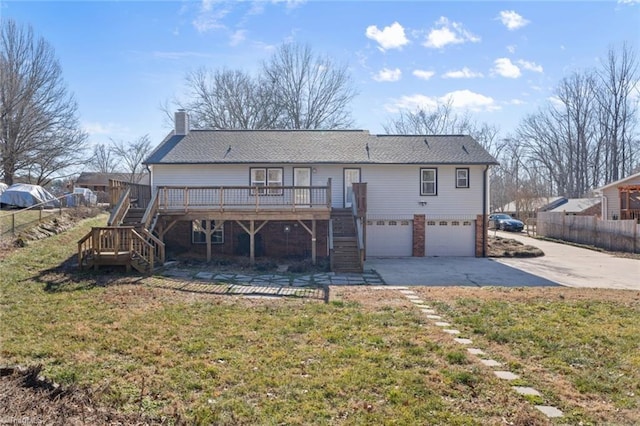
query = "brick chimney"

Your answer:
(175, 109), (190, 135)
